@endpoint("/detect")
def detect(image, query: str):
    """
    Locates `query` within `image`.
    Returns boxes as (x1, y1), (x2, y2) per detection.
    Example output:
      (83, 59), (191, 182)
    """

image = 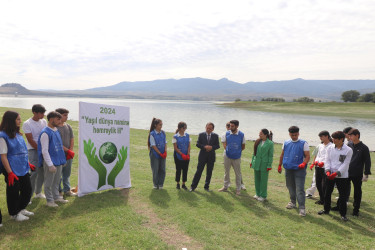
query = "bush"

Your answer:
(341, 90), (360, 102)
(261, 98), (285, 102)
(293, 97), (314, 102)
